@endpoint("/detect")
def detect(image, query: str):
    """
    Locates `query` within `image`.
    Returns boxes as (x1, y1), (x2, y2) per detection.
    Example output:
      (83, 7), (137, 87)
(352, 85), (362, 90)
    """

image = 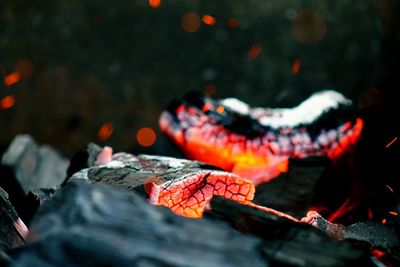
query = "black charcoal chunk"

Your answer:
(65, 143), (102, 179)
